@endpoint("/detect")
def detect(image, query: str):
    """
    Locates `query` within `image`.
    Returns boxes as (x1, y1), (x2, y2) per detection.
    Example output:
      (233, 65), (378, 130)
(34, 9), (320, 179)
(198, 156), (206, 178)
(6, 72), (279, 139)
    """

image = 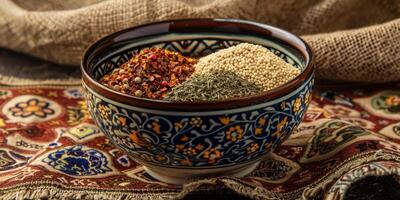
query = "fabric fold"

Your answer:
(0, 83), (398, 199)
(0, 0), (400, 82)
